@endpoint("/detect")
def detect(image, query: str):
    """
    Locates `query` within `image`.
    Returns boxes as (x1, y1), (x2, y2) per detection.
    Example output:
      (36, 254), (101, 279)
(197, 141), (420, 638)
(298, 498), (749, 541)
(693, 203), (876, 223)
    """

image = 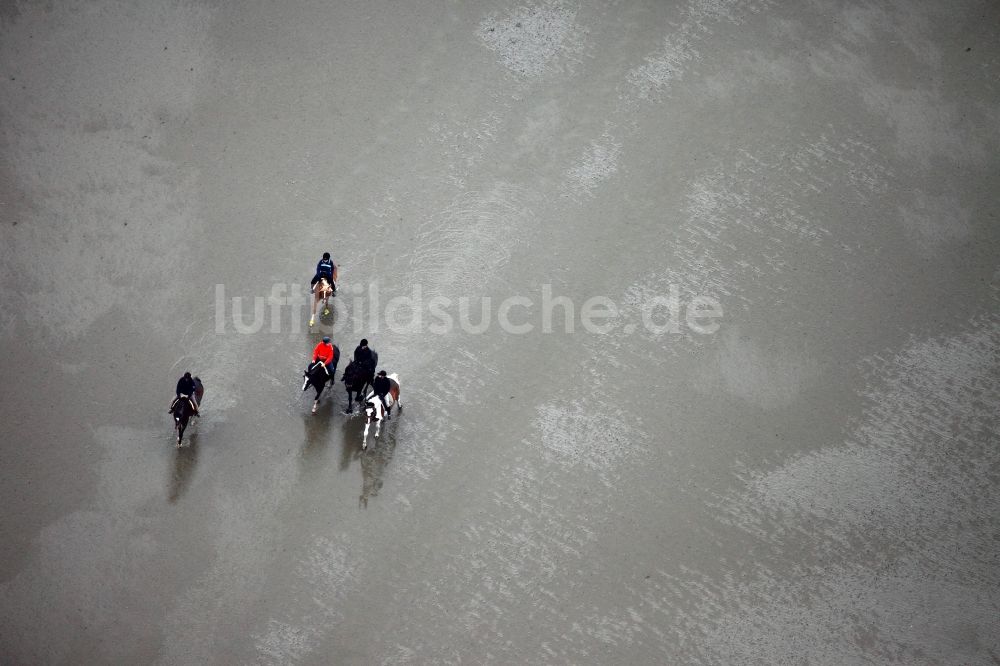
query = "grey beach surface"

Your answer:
(1, 0), (998, 663)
